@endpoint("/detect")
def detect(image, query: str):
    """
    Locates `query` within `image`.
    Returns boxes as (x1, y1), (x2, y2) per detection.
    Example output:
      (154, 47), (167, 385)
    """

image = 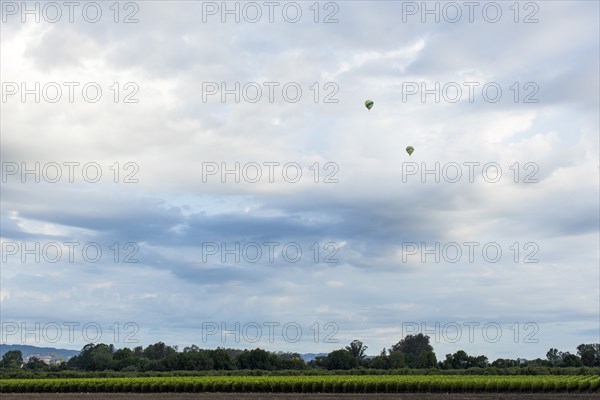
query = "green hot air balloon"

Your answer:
(364, 100), (374, 110)
(406, 146), (414, 156)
